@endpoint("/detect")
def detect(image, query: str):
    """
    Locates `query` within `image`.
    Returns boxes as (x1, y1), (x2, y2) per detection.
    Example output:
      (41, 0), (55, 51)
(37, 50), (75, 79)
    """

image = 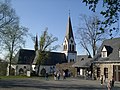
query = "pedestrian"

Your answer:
(45, 72), (48, 80)
(57, 71), (60, 80)
(103, 75), (106, 83)
(100, 75), (103, 85)
(111, 76), (115, 89)
(107, 80), (111, 90)
(63, 70), (66, 80)
(54, 71), (57, 80)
